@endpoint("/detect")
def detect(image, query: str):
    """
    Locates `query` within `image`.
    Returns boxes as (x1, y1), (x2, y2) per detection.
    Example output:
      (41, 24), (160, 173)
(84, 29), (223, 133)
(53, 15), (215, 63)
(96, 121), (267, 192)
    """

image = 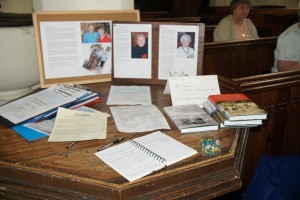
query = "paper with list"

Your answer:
(95, 131), (197, 182)
(168, 75), (220, 107)
(48, 107), (110, 142)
